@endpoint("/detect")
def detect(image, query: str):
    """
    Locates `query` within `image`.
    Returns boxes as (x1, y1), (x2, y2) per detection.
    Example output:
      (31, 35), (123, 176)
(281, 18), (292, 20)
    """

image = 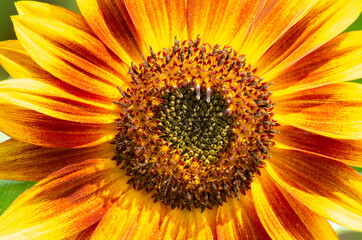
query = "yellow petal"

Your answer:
(188, 0), (263, 49)
(252, 170), (337, 240)
(12, 15), (130, 97)
(124, 0), (187, 54)
(64, 223), (98, 240)
(274, 83), (362, 139)
(0, 104), (116, 148)
(0, 139), (113, 181)
(267, 148), (362, 231)
(258, 0), (362, 77)
(216, 193), (270, 240)
(0, 40), (51, 78)
(274, 125), (362, 167)
(271, 31), (362, 95)
(76, 0), (144, 64)
(232, 0), (316, 66)
(0, 159), (128, 240)
(91, 190), (167, 240)
(15, 1), (90, 32)
(0, 78), (118, 123)
(159, 208), (216, 239)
